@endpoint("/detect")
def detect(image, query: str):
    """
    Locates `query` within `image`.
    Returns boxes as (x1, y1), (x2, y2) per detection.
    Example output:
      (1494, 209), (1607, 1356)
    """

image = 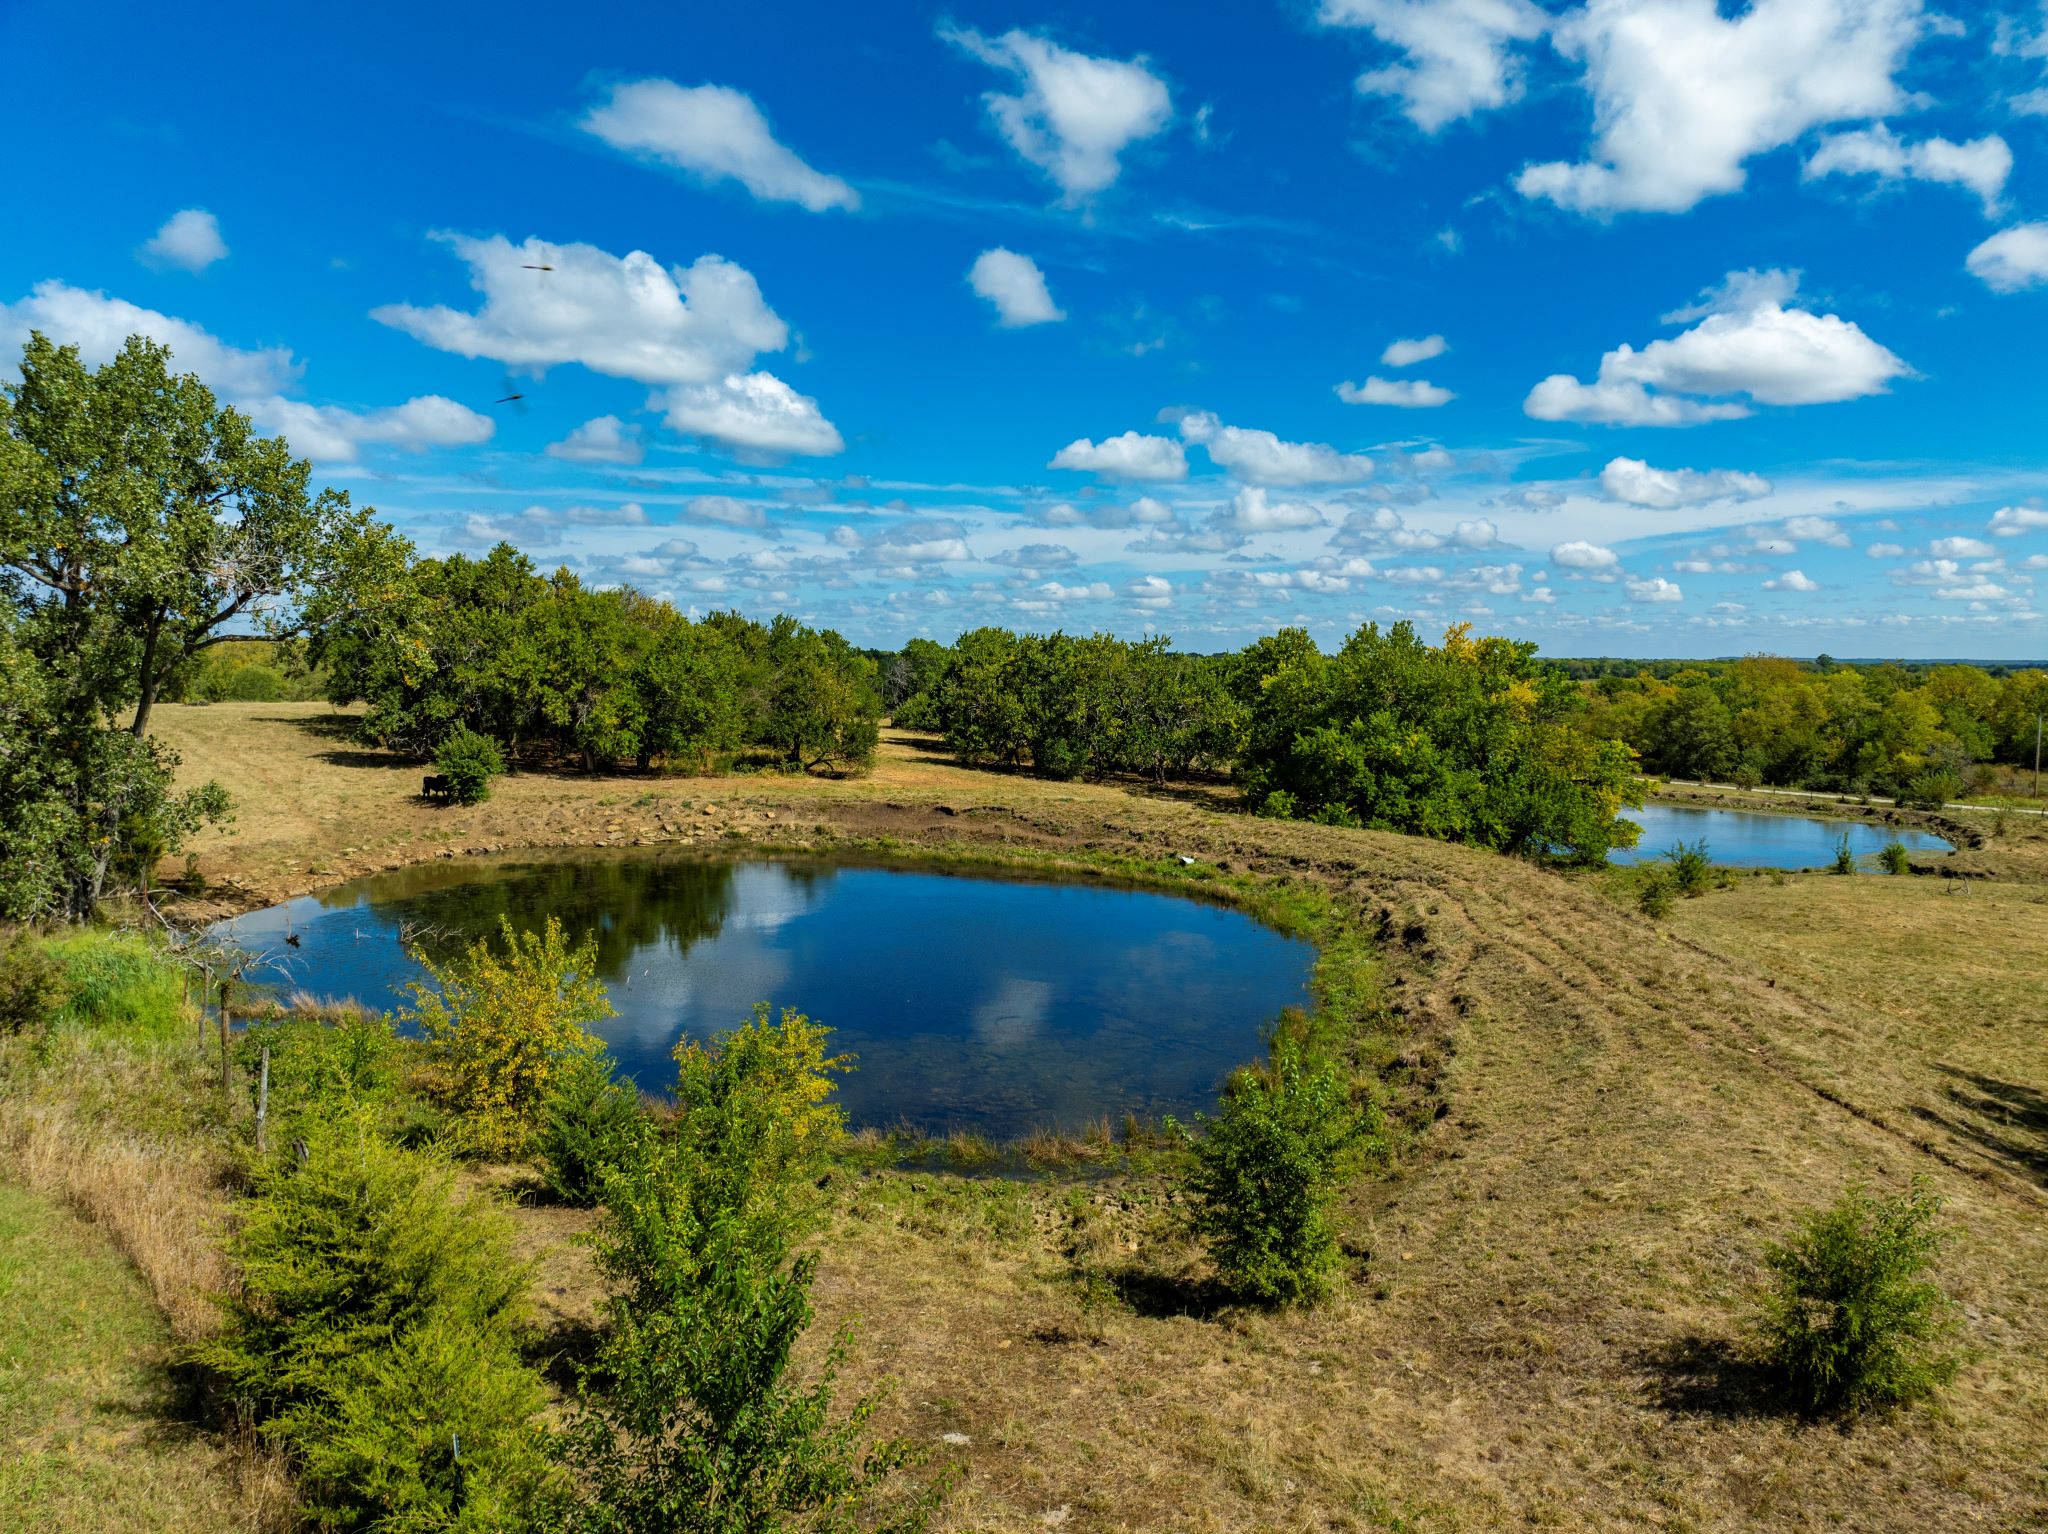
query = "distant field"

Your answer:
(111, 701), (2048, 1530)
